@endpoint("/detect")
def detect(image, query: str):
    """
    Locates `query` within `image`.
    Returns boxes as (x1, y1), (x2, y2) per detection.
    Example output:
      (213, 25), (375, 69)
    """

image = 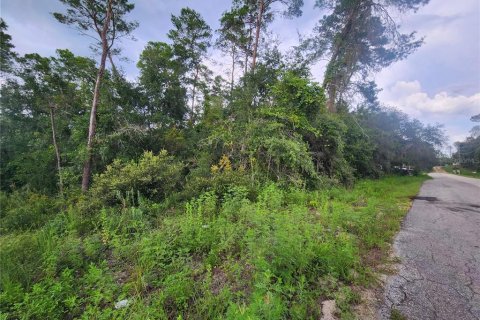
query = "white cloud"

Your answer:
(379, 80), (480, 145)
(381, 80), (480, 117)
(376, 0), (480, 96)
